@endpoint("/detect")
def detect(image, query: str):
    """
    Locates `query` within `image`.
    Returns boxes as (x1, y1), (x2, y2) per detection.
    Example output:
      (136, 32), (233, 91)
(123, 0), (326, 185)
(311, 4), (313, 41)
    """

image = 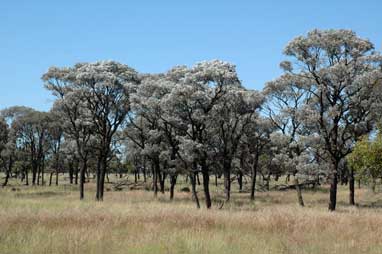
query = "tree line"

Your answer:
(1, 29), (382, 211)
